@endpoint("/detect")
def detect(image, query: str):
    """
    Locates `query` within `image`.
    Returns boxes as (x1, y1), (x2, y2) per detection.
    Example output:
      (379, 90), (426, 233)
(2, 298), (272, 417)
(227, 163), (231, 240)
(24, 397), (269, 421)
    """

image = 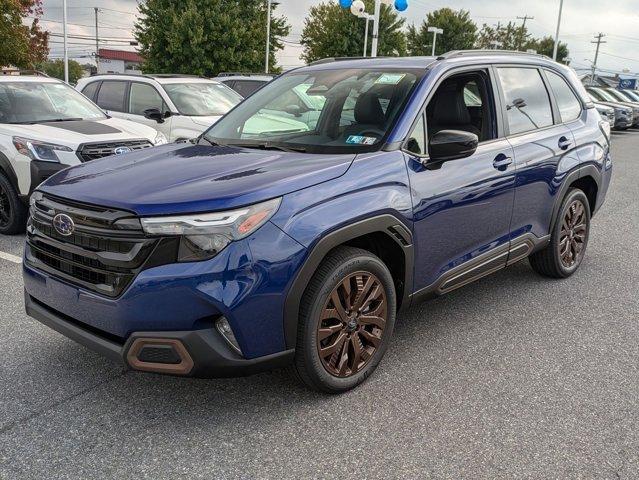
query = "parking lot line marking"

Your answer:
(0, 251), (22, 264)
